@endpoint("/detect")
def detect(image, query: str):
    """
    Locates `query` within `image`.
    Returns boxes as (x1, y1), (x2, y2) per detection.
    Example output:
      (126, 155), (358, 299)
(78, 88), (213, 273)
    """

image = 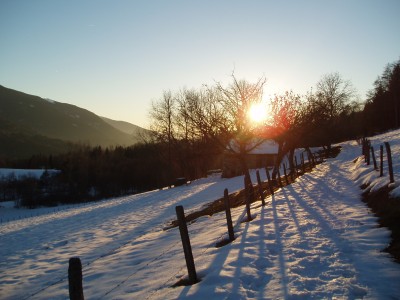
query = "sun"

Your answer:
(248, 102), (268, 124)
